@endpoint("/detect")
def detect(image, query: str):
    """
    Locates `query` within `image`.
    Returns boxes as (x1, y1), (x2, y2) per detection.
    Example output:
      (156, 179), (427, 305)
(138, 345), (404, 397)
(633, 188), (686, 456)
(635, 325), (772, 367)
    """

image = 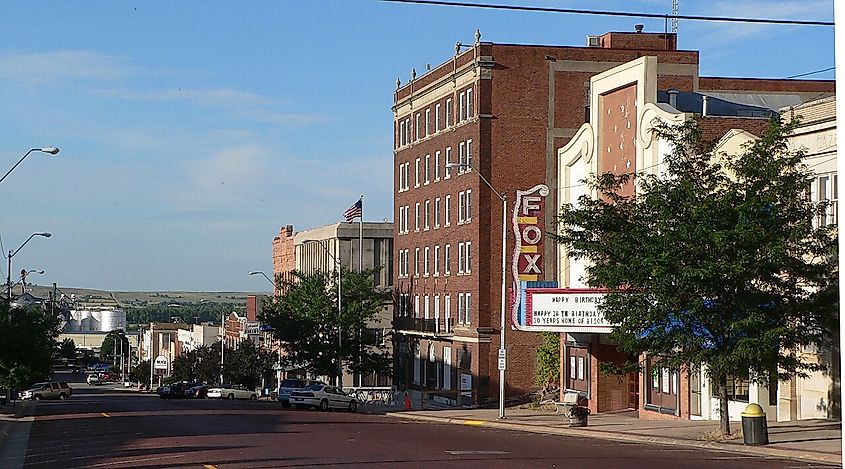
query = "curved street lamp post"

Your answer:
(0, 147), (60, 185)
(7, 232), (52, 303)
